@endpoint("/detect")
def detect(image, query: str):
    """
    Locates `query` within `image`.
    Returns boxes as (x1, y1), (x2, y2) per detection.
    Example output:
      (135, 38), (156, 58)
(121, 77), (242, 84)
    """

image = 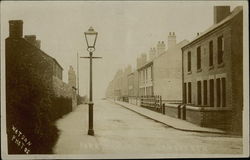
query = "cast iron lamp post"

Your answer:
(84, 26), (98, 136)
